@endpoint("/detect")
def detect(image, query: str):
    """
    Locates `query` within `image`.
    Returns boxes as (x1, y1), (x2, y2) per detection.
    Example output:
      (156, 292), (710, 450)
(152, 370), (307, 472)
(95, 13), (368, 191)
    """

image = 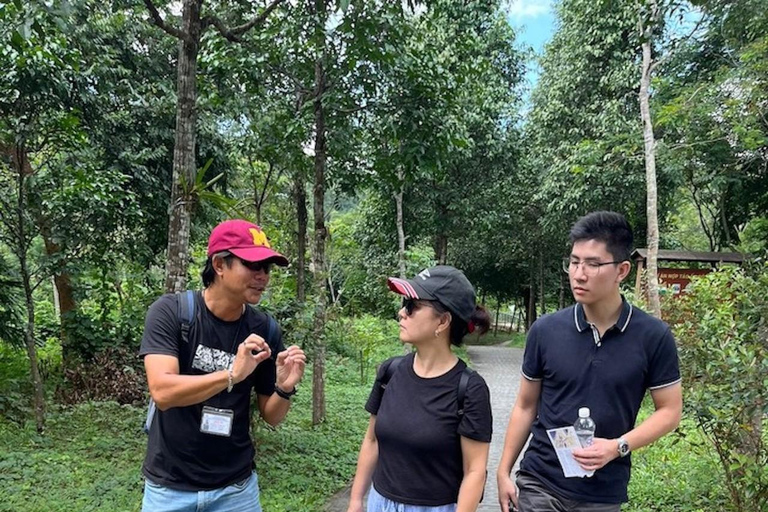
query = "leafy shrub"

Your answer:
(666, 264), (768, 512)
(627, 399), (726, 511)
(0, 344), (33, 424)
